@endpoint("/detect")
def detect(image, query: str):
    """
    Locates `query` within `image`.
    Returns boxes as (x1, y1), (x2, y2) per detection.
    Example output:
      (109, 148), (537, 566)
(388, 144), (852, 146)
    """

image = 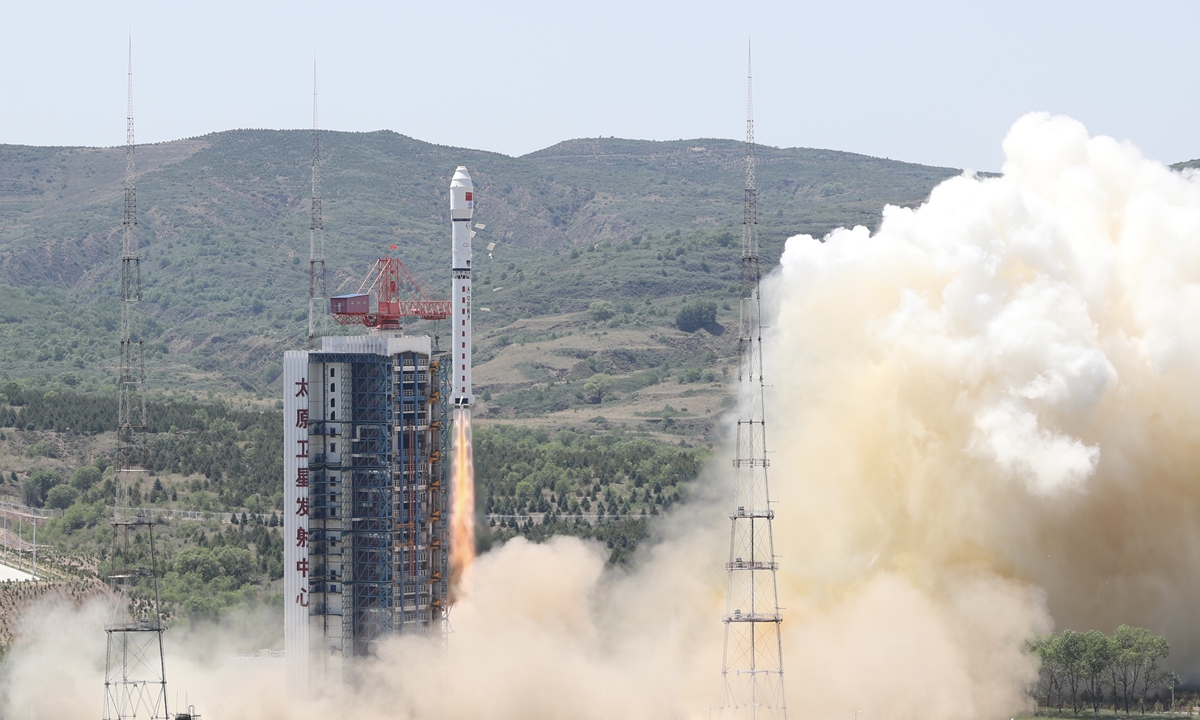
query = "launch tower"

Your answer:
(284, 168), (472, 690)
